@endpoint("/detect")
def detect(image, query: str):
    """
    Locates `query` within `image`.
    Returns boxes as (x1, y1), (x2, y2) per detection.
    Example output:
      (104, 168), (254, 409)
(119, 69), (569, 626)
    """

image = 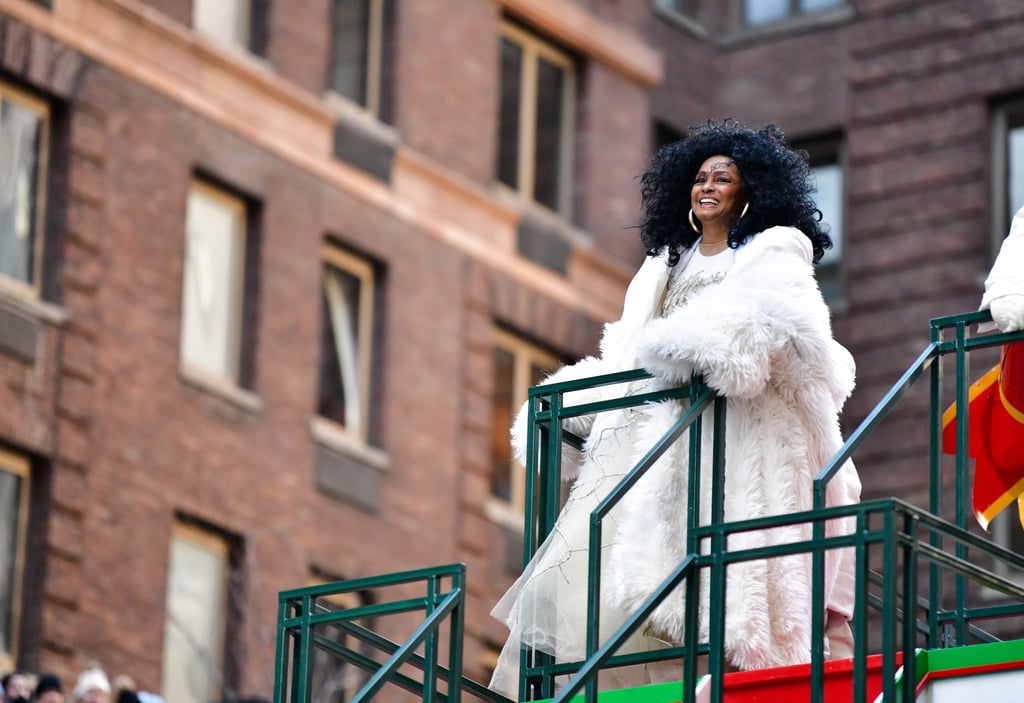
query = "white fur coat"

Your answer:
(506, 226), (861, 672)
(982, 205), (1024, 332)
